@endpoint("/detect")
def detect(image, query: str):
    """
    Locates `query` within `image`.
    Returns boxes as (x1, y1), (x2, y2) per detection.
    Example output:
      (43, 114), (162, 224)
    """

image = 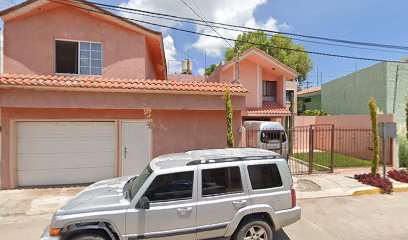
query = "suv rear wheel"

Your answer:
(67, 232), (108, 240)
(232, 218), (273, 240)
